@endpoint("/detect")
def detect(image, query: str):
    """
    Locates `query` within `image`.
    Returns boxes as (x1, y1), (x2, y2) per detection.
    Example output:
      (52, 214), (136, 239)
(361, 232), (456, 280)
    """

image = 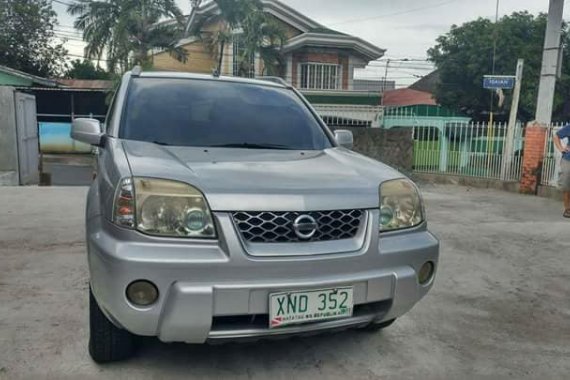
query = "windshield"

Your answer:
(119, 78), (333, 150)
